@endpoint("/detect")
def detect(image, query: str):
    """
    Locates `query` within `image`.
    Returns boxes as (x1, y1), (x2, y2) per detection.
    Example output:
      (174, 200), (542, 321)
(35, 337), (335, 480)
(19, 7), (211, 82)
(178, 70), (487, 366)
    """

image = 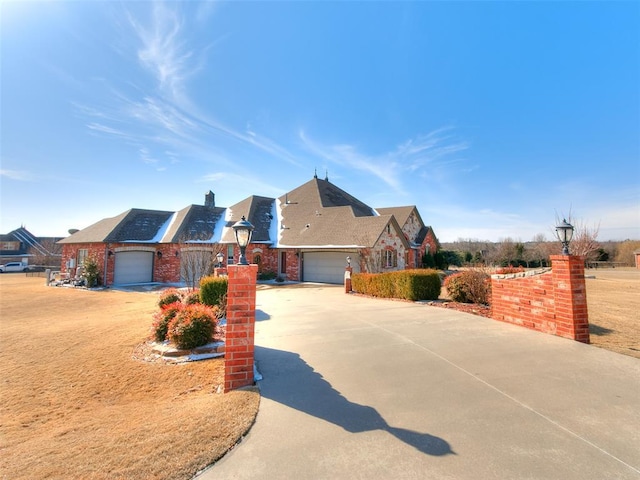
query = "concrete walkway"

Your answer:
(197, 284), (640, 480)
